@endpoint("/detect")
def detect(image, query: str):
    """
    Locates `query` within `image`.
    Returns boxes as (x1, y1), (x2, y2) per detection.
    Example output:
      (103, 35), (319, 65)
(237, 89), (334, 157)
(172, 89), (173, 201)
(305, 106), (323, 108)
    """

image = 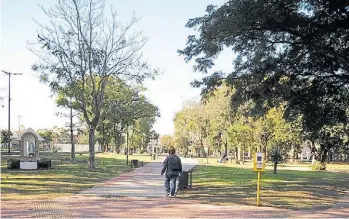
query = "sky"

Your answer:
(0, 0), (233, 135)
